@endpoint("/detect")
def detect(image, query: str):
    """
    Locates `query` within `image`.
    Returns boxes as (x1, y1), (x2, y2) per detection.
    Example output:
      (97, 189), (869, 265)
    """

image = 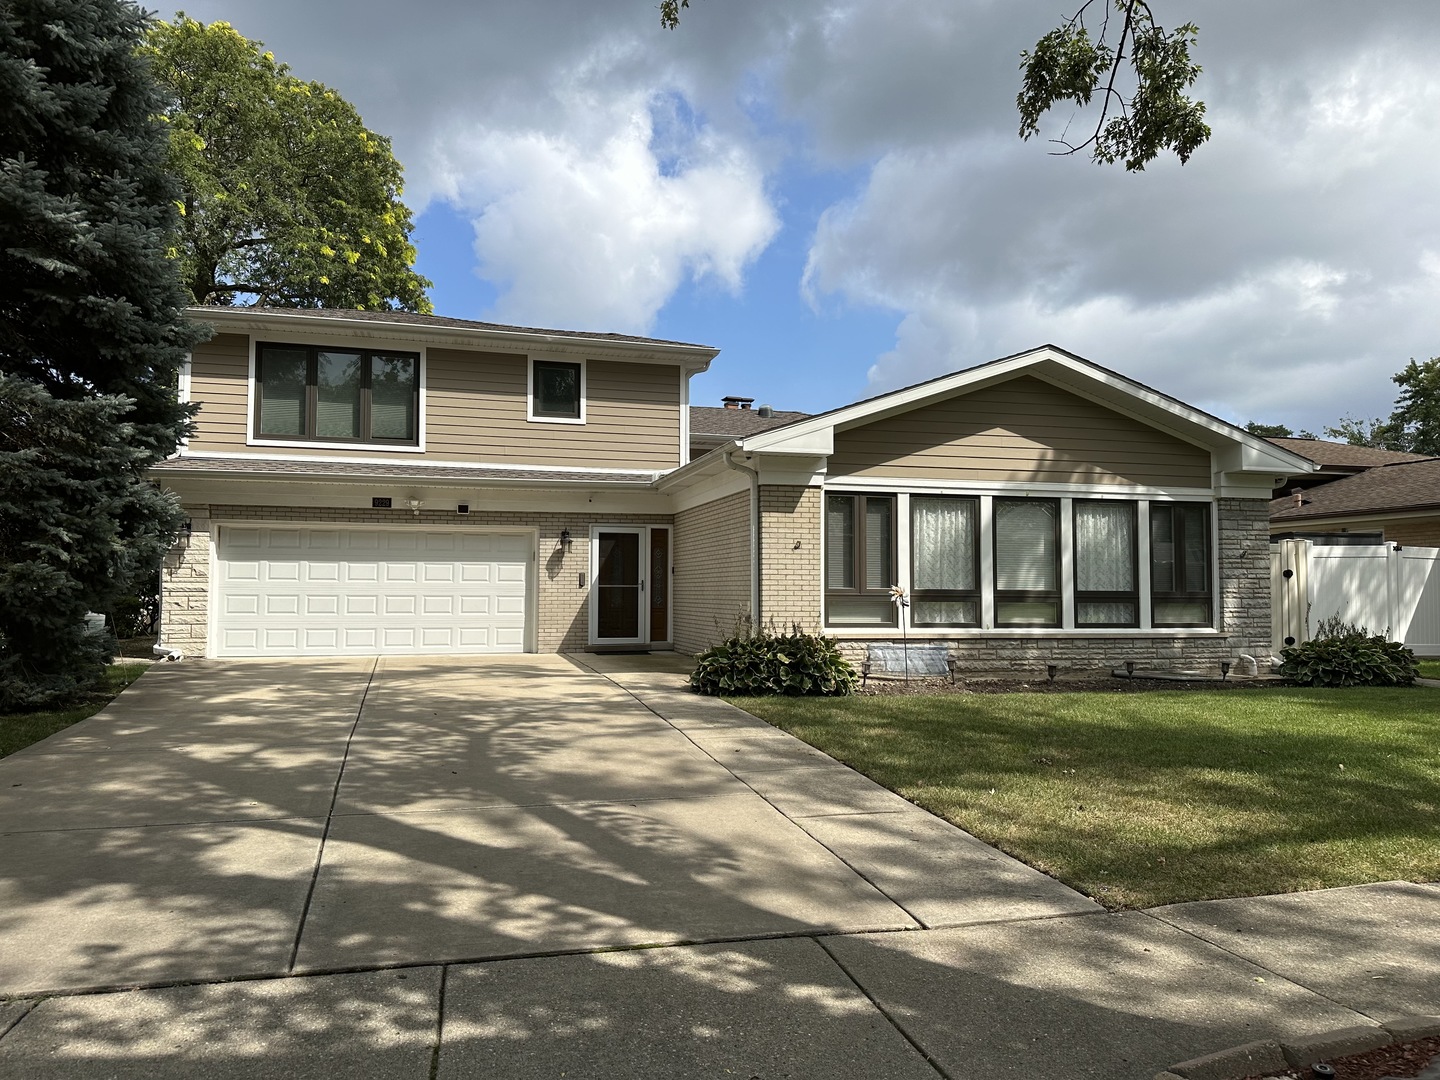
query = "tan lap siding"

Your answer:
(186, 334), (250, 453)
(424, 350), (681, 469)
(185, 337), (682, 470)
(759, 485), (821, 632)
(828, 375), (1212, 487)
(673, 491), (751, 654)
